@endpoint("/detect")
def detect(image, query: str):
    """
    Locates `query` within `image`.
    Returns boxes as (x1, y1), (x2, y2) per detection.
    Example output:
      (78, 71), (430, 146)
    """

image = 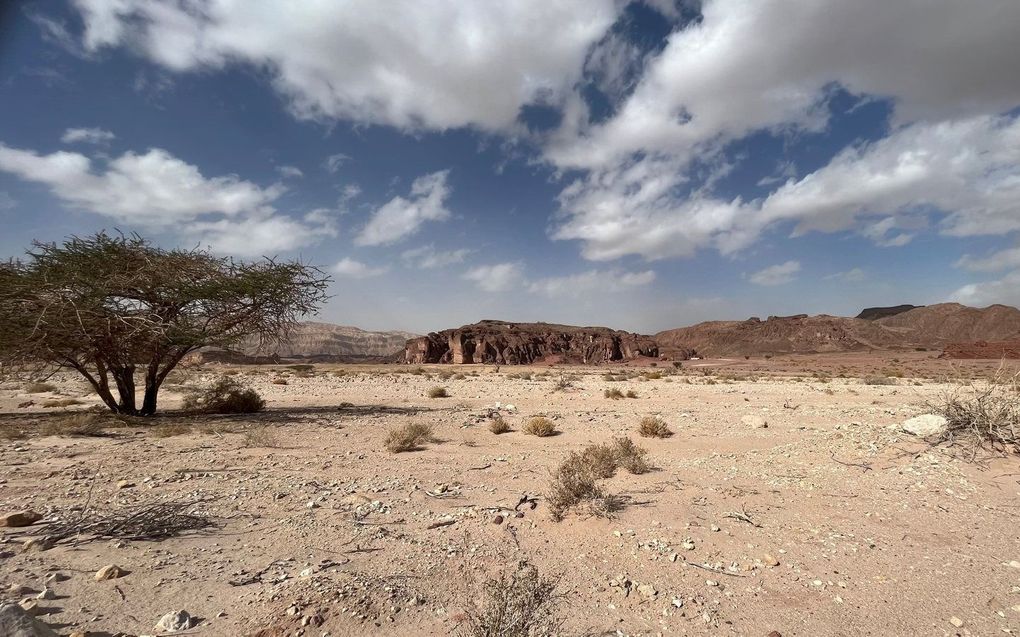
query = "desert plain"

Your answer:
(1, 352), (1019, 636)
